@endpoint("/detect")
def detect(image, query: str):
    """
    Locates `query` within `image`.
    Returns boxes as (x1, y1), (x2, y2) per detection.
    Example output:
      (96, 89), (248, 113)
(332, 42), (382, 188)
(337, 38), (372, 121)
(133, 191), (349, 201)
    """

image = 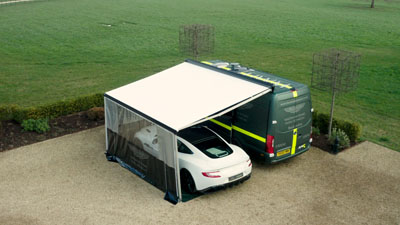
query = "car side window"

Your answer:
(177, 140), (193, 154)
